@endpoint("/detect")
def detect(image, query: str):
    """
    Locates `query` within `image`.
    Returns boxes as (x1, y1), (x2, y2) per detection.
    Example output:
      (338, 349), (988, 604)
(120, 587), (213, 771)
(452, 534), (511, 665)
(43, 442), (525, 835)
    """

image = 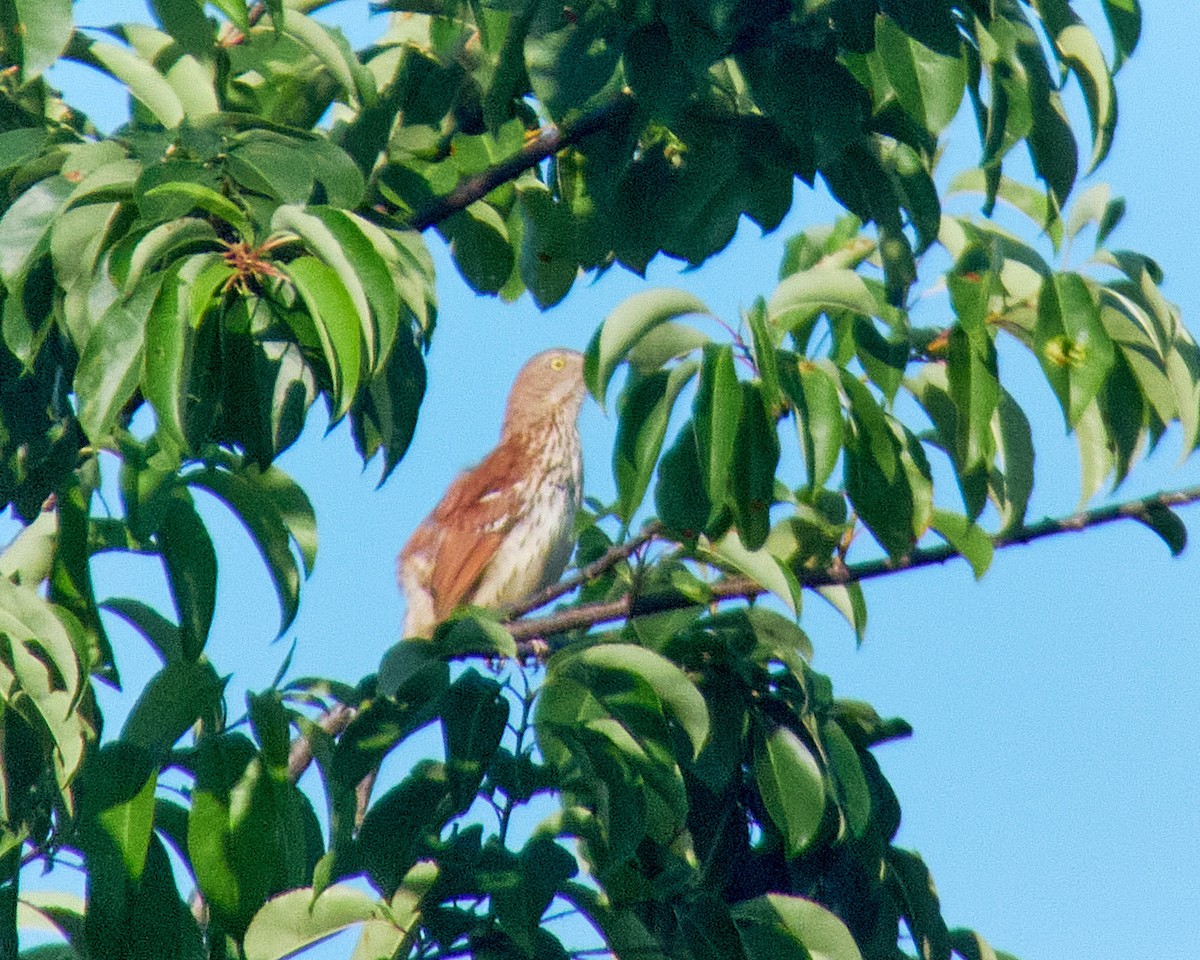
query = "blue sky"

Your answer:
(27, 2), (1200, 958)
